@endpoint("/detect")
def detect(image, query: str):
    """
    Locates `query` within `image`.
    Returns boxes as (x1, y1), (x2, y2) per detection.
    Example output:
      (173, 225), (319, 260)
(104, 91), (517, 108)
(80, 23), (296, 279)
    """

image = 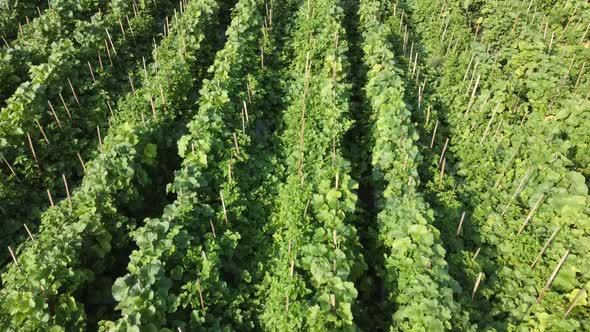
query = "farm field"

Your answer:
(0, 0), (588, 330)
